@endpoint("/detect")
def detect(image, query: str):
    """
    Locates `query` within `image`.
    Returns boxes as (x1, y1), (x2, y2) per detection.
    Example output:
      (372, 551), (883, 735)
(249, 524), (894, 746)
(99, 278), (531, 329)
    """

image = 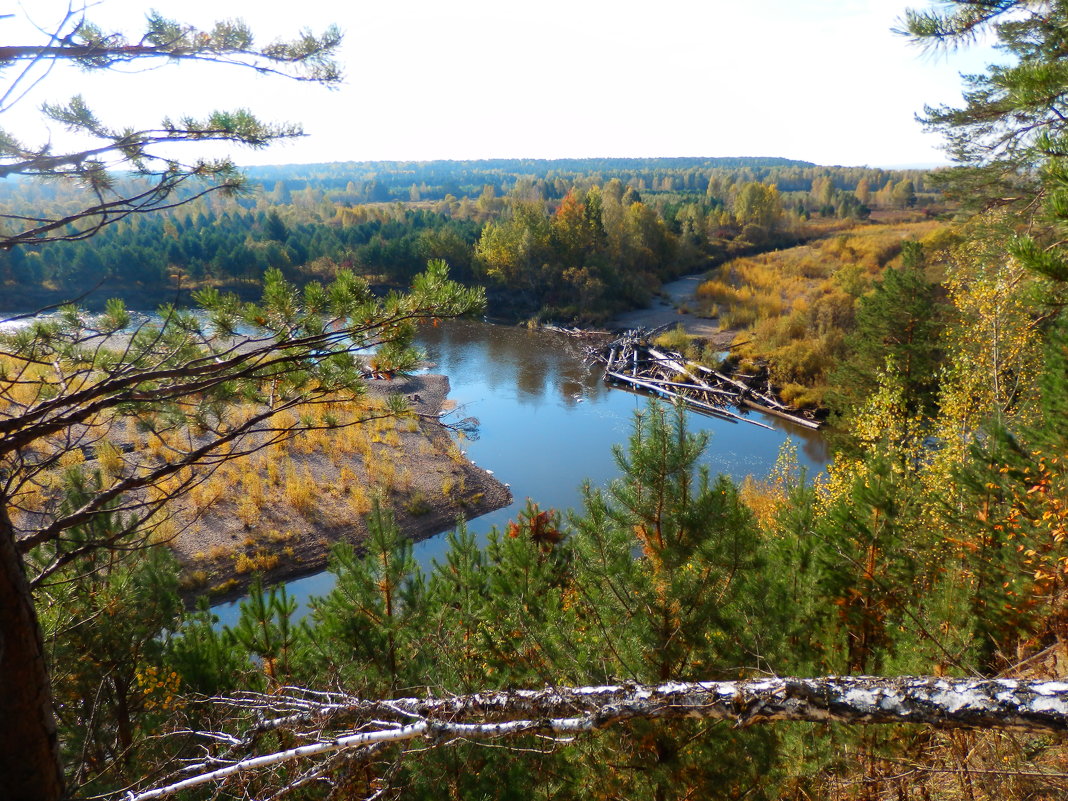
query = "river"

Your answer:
(211, 319), (829, 625)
